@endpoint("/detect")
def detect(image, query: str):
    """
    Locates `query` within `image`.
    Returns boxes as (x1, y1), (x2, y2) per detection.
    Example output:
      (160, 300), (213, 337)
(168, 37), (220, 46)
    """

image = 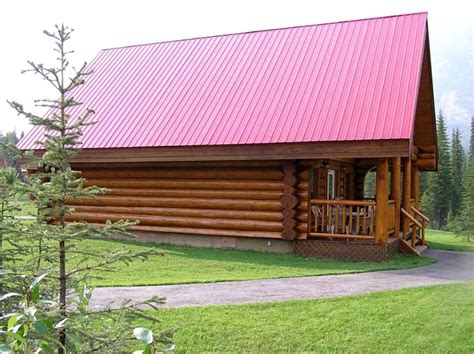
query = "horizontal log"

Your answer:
(297, 232), (308, 240)
(283, 186), (297, 195)
(298, 170), (310, 180)
(107, 188), (282, 200)
(414, 158), (436, 170)
(81, 167), (283, 180)
(417, 145), (435, 153)
(417, 153), (435, 160)
(296, 224), (308, 232)
(71, 205), (283, 221)
(70, 196), (283, 211)
(132, 225), (282, 238)
(296, 204), (307, 211)
(297, 192), (309, 201)
(67, 212), (283, 232)
(85, 179), (284, 191)
(296, 213), (308, 222)
(298, 182), (309, 190)
(86, 223), (282, 239)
